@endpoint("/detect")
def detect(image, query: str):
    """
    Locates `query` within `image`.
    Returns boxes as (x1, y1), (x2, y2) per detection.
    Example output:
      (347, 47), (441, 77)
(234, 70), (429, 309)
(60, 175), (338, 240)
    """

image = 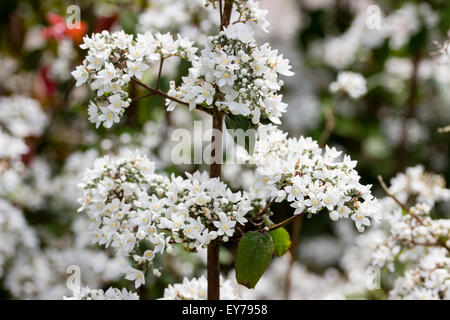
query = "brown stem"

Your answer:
(156, 58), (164, 90)
(269, 213), (304, 232)
(221, 0), (234, 30)
(377, 175), (410, 212)
(208, 111), (224, 300)
(131, 93), (154, 101)
(207, 239), (221, 300)
(255, 198), (276, 217)
(319, 105), (335, 148)
(219, 0), (223, 24)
